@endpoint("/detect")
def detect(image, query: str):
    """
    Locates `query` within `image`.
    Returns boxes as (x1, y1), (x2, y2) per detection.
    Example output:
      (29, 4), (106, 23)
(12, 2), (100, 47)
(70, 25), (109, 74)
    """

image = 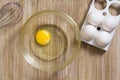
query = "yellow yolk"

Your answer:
(35, 30), (51, 46)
